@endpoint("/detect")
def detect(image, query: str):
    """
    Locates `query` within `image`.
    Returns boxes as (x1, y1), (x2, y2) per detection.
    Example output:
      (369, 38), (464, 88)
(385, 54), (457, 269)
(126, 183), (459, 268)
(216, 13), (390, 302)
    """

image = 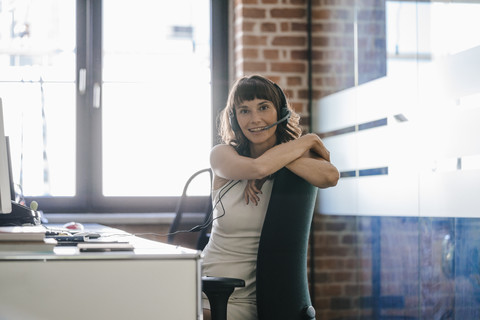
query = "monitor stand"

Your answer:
(0, 201), (42, 226)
